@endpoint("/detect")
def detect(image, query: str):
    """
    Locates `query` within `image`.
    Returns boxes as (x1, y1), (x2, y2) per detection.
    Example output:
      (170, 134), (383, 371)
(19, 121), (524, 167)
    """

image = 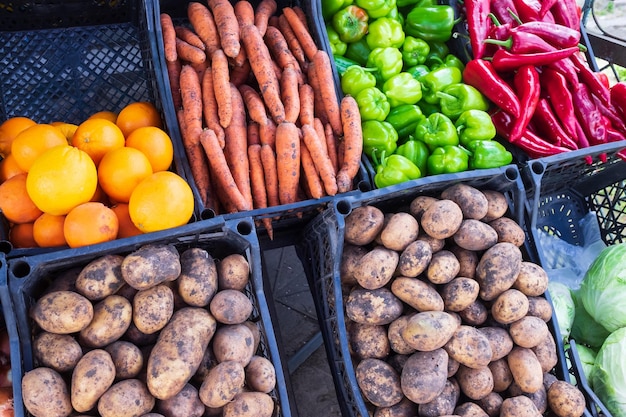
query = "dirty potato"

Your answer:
(500, 395), (540, 417)
(509, 315), (550, 348)
(449, 245), (479, 279)
(458, 299), (489, 326)
(22, 367), (72, 417)
(346, 287), (404, 325)
(105, 340), (143, 379)
(481, 190), (509, 222)
(121, 244), (181, 290)
(353, 246), (400, 290)
(71, 349), (116, 412)
(426, 250), (460, 285)
(356, 358), (403, 408)
(531, 332), (559, 373)
(387, 315), (417, 355)
(454, 401), (490, 416)
(441, 277), (479, 312)
(375, 397), (418, 417)
(391, 276), (444, 312)
(349, 322), (391, 359)
(417, 378), (460, 417)
(409, 195), (439, 220)
(401, 349), (449, 404)
(397, 240), (432, 278)
(488, 217), (525, 247)
(507, 347), (544, 394)
(420, 199), (463, 239)
(489, 358), (514, 393)
(456, 365), (494, 400)
(444, 325), (493, 369)
(475, 242), (523, 301)
(209, 289), (253, 324)
(178, 247), (218, 306)
(75, 254), (126, 300)
(31, 290), (93, 334)
(212, 323), (256, 367)
(491, 289), (529, 324)
(199, 360), (246, 408)
(79, 294), (132, 347)
(379, 212), (420, 251)
(401, 311), (459, 352)
(97, 379), (155, 417)
(547, 380), (586, 417)
(156, 383), (205, 417)
(441, 184), (489, 220)
(222, 392), (275, 417)
(479, 327), (513, 361)
(340, 244), (369, 285)
(245, 355), (277, 393)
(527, 296), (553, 322)
(344, 205), (385, 246)
(453, 219), (498, 251)
(133, 284), (175, 334)
(217, 253), (249, 291)
(33, 332), (83, 373)
(512, 262), (549, 297)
